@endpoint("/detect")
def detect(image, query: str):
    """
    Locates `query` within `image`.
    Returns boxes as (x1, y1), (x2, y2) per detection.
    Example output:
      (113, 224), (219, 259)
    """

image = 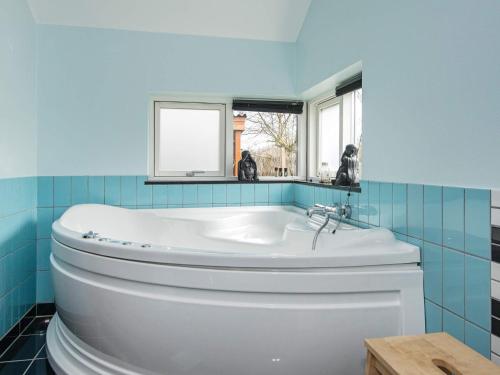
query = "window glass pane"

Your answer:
(340, 89), (363, 152)
(341, 92), (354, 147)
(233, 111), (298, 177)
(158, 108), (221, 172)
(319, 103), (340, 170)
(353, 88), (363, 148)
